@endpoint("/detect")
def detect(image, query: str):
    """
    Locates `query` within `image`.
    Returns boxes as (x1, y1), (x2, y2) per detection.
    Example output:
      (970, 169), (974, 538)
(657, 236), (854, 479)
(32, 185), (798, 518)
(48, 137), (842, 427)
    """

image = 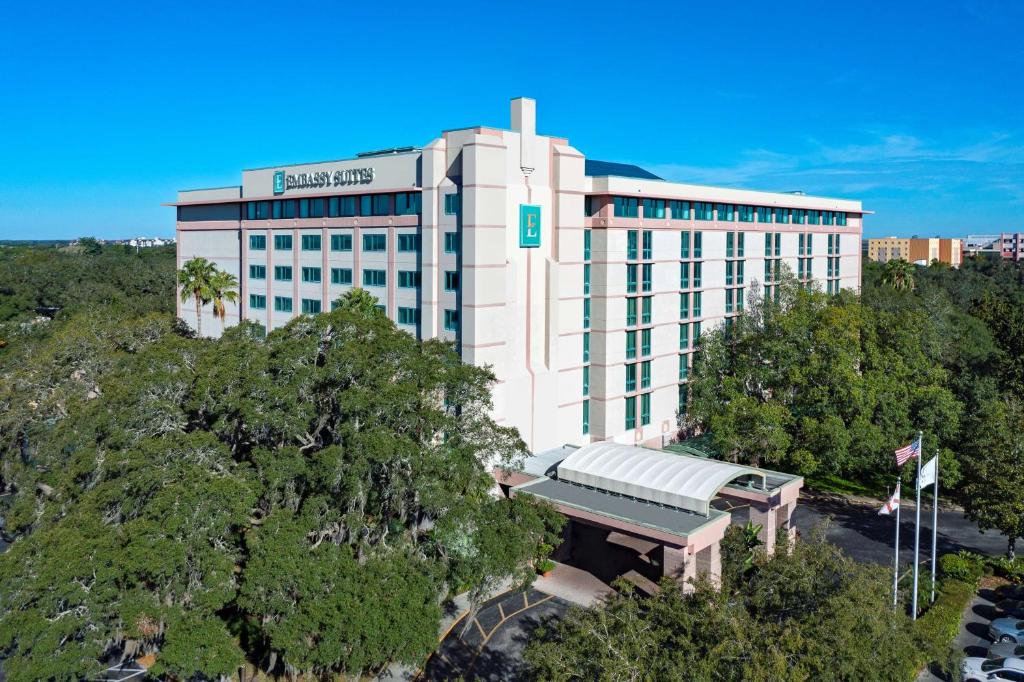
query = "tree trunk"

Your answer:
(1009, 536), (1017, 562)
(194, 294), (202, 337)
